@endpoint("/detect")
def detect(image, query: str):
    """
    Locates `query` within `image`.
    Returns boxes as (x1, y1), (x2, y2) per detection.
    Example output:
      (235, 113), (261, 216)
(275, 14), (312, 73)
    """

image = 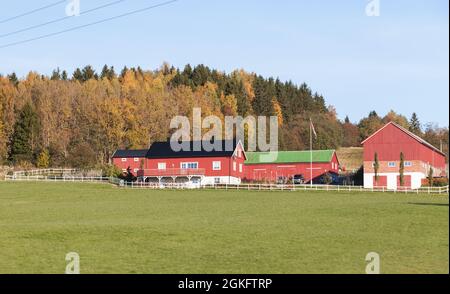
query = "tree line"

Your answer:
(0, 63), (448, 169)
